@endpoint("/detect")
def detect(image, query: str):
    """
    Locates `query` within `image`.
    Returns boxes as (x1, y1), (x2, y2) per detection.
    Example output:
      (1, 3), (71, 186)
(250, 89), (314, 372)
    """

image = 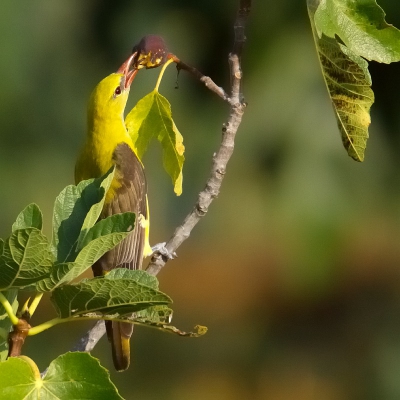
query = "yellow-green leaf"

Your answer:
(125, 91), (185, 195)
(308, 0), (374, 161)
(314, 0), (400, 64)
